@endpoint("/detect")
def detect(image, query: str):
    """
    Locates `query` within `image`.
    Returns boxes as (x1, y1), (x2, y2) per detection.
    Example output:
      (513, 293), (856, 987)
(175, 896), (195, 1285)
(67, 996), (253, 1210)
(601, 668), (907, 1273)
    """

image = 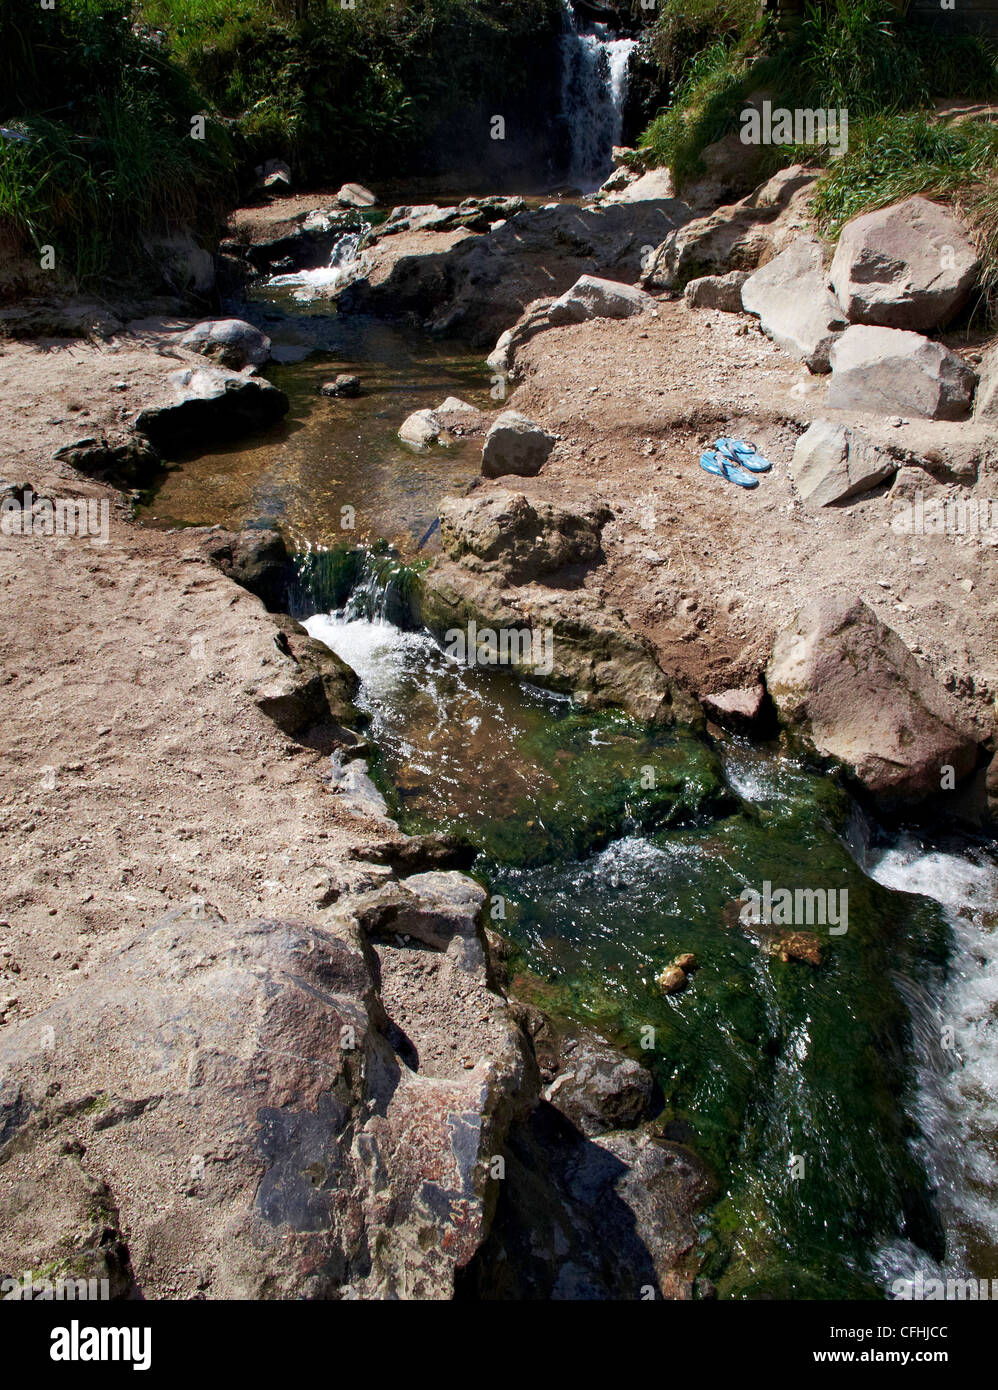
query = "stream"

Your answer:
(138, 16), (998, 1296)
